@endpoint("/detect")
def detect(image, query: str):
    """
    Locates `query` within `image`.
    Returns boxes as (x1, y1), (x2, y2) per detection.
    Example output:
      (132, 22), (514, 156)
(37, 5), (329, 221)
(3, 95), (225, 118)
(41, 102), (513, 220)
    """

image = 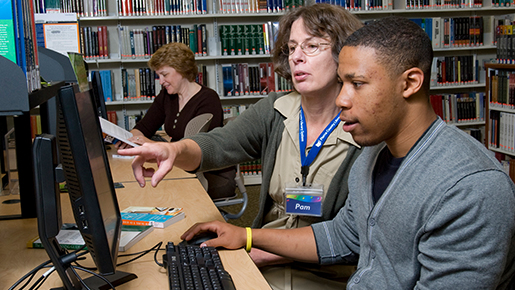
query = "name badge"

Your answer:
(284, 183), (323, 217)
